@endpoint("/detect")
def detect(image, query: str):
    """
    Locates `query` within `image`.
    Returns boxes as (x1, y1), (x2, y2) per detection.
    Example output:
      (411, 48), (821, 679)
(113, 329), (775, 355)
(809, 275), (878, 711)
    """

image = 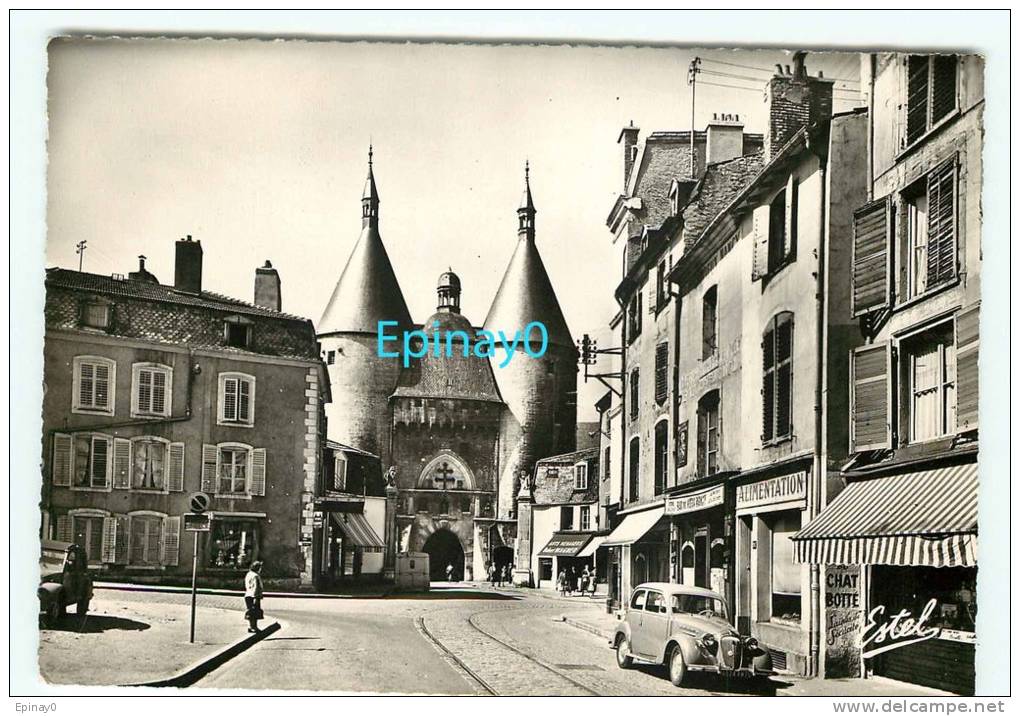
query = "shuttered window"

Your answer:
(71, 513), (105, 564)
(627, 293), (643, 343)
(132, 438), (167, 491)
(906, 55), (958, 146)
(655, 342), (669, 403)
(654, 420), (668, 494)
(52, 434), (73, 487)
(903, 323), (956, 443)
(851, 197), (892, 316)
(702, 287), (718, 360)
(72, 434), (111, 489)
(925, 159), (958, 290)
(218, 446), (249, 495)
(219, 373), (255, 426)
(628, 436), (640, 503)
(762, 313), (794, 444)
(767, 189), (788, 272)
(129, 514), (164, 565)
(132, 364), (171, 417)
(72, 356), (115, 414)
(850, 342), (892, 452)
(697, 391), (721, 477)
(955, 304), (979, 432)
(629, 369), (640, 421)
